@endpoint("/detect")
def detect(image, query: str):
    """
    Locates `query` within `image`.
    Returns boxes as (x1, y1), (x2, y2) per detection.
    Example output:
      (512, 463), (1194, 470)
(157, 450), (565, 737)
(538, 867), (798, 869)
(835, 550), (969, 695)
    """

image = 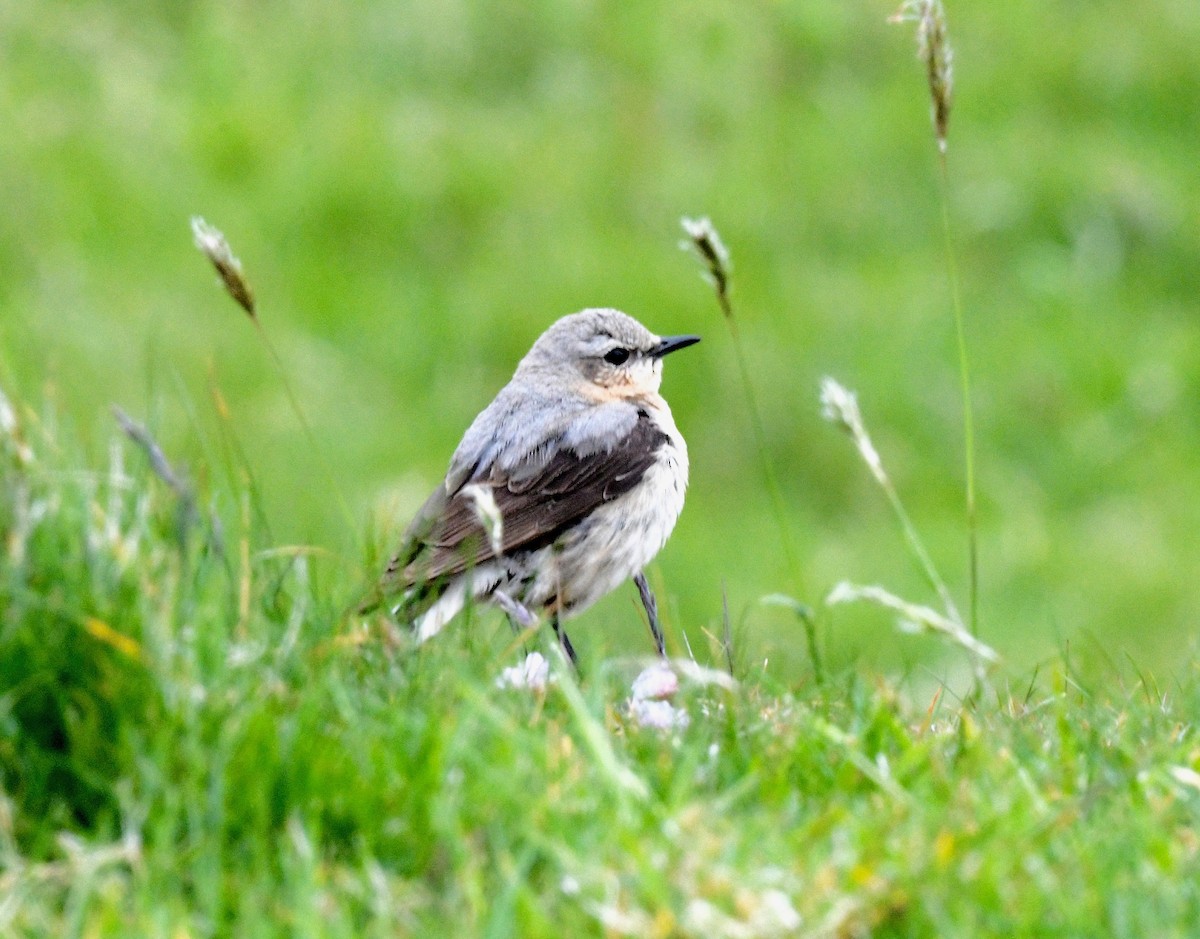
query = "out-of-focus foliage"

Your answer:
(3, 400), (1200, 934)
(2, 0), (1198, 672)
